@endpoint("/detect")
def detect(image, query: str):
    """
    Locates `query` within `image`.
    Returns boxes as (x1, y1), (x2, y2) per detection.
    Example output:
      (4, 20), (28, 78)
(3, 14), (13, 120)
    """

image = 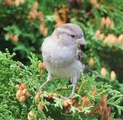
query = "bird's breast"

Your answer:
(43, 45), (76, 67)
